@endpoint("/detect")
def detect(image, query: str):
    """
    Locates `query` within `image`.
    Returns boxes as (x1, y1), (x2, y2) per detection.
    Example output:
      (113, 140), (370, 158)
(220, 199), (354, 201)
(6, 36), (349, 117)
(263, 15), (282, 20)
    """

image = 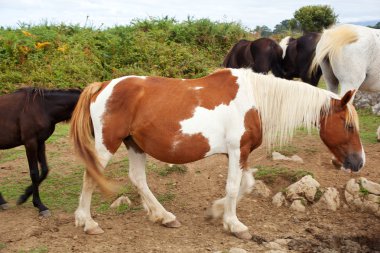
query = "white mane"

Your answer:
(238, 69), (340, 148)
